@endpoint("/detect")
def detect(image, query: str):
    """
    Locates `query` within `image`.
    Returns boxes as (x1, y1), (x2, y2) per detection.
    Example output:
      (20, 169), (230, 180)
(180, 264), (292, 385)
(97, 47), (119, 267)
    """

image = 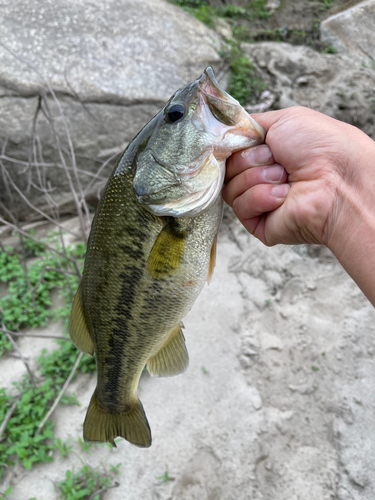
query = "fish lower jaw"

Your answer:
(147, 170), (224, 217)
